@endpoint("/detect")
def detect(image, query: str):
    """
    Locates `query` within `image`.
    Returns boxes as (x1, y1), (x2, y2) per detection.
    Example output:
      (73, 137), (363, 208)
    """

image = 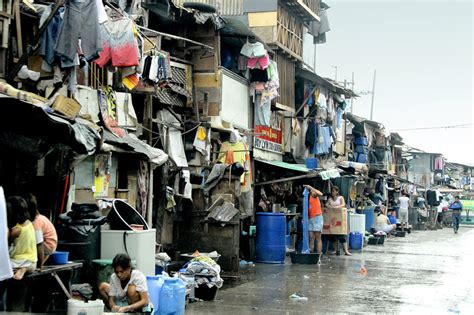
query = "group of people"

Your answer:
(3, 194), (57, 281)
(302, 183), (466, 257)
(1, 192), (150, 312)
(373, 192), (464, 235)
(304, 185), (352, 257)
